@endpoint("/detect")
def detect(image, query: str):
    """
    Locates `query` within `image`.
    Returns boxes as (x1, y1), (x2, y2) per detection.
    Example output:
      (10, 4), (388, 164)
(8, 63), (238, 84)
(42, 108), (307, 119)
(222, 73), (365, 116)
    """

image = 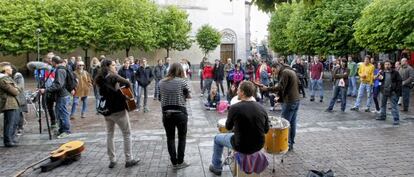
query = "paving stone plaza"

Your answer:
(1, 81), (413, 177)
